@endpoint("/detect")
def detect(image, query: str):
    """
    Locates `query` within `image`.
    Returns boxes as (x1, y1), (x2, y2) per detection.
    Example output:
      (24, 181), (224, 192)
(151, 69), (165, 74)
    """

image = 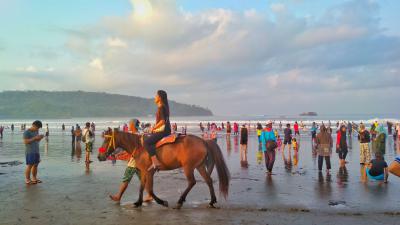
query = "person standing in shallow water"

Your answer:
(336, 125), (348, 167)
(316, 125), (332, 174)
(358, 124), (371, 165)
(372, 124), (386, 157)
(83, 122), (94, 163)
(261, 121), (277, 175)
(143, 90), (171, 170)
(240, 124), (248, 166)
(23, 120), (44, 184)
